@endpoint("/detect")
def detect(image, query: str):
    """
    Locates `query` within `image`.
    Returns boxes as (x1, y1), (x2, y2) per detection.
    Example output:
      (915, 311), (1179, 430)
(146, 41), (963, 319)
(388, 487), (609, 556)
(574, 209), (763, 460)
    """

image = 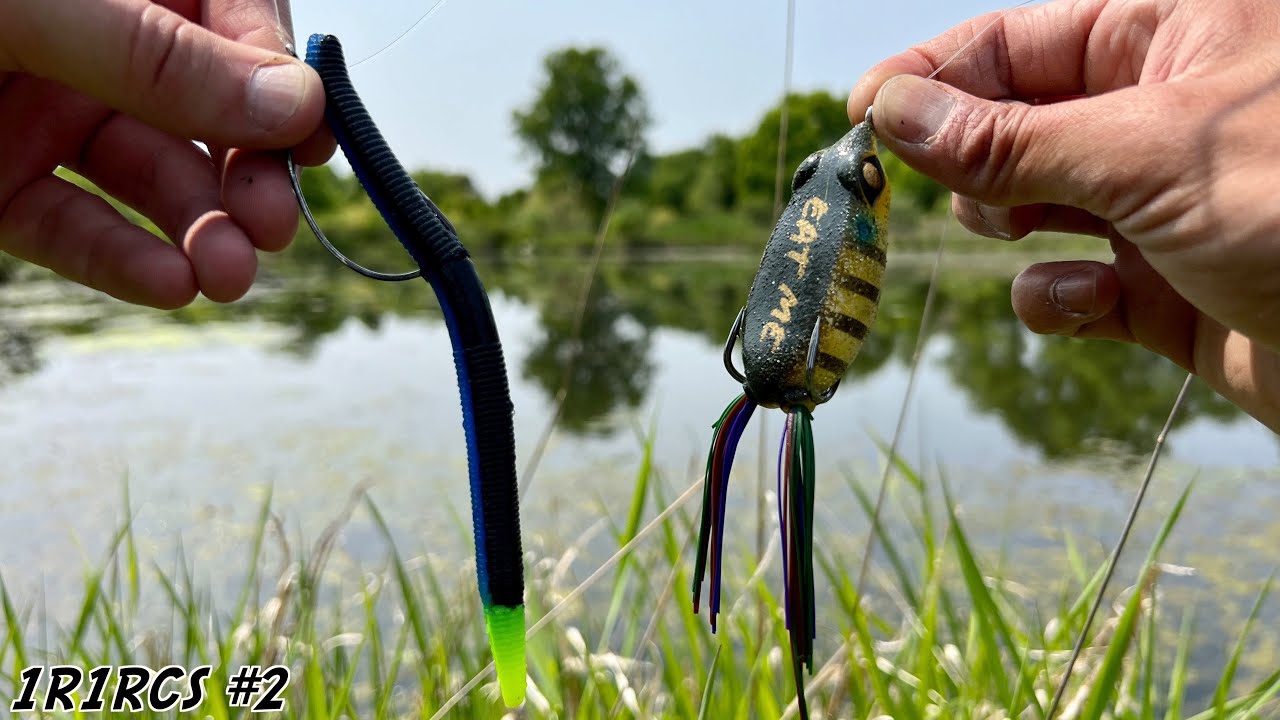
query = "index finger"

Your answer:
(848, 0), (1109, 124)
